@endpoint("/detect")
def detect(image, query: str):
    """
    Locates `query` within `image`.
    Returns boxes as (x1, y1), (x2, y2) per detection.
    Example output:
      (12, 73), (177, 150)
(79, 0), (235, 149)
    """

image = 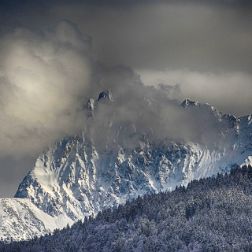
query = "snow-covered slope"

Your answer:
(0, 198), (73, 242)
(1, 97), (252, 241)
